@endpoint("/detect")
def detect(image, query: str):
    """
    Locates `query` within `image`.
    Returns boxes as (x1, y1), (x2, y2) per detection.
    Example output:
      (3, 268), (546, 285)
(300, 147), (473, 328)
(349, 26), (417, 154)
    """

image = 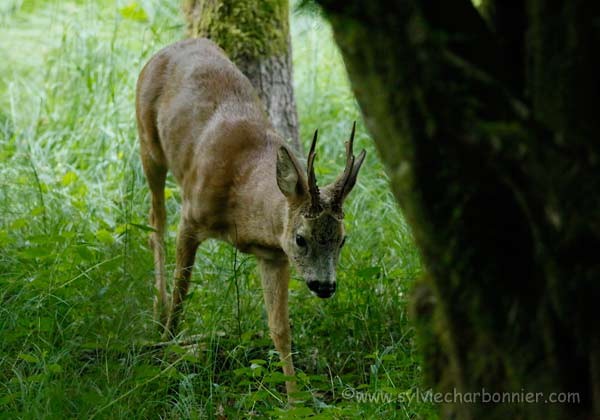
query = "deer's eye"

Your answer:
(340, 236), (347, 248)
(295, 234), (307, 247)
